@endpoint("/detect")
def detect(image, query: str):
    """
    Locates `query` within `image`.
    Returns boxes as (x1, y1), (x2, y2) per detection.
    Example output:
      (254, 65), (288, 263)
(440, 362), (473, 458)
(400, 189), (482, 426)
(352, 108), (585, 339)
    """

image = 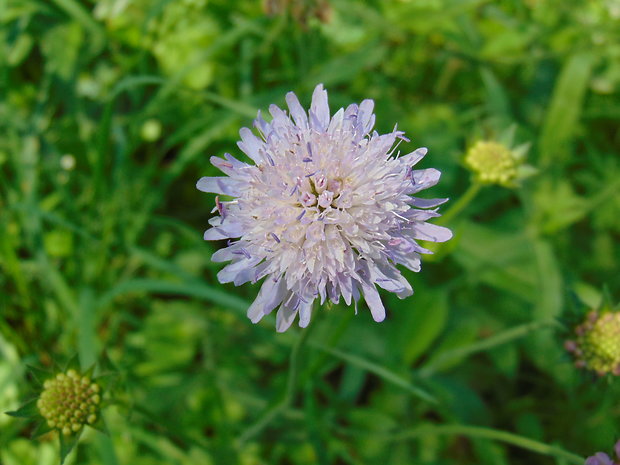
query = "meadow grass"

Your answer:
(1, 0), (620, 464)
